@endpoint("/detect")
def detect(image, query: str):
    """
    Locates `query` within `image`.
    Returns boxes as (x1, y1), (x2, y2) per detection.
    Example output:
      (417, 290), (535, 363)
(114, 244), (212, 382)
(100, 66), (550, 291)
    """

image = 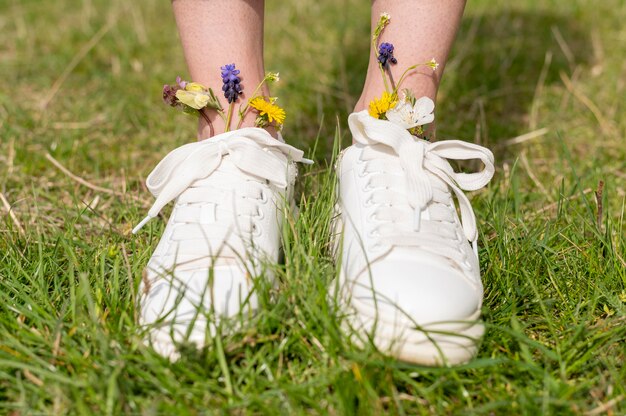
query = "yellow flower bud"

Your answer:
(185, 82), (206, 92)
